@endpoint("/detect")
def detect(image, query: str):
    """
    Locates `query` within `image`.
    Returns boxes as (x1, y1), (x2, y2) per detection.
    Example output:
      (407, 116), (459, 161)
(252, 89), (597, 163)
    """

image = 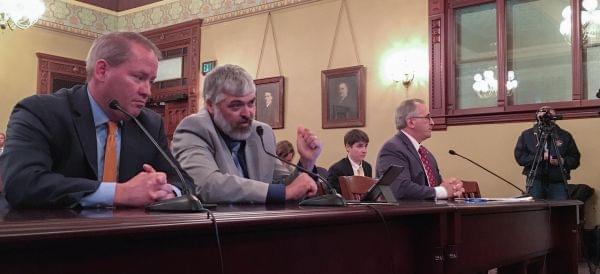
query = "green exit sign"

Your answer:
(202, 61), (216, 75)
